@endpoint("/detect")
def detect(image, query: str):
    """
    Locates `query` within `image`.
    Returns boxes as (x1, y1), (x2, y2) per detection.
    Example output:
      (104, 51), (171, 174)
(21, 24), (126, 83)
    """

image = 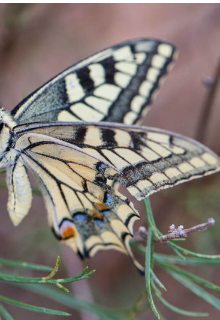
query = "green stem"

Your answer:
(145, 227), (160, 319)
